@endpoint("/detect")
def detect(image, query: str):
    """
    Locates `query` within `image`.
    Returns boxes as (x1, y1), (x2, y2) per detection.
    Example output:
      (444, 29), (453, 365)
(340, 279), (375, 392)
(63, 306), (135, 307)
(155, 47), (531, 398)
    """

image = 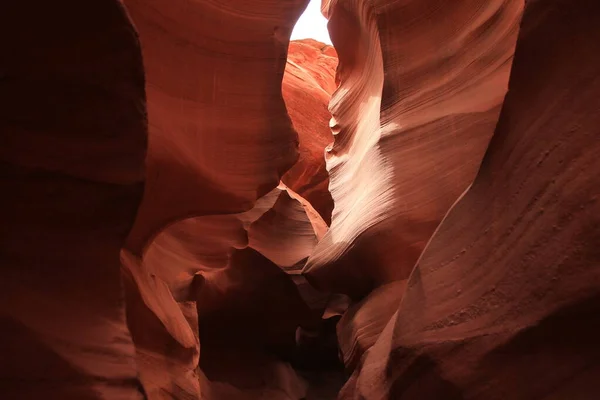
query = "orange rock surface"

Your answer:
(311, 0), (600, 398)
(122, 0), (303, 254)
(2, 0), (599, 399)
(345, 0), (600, 397)
(2, 0), (337, 398)
(304, 0), (523, 297)
(283, 39), (338, 224)
(117, 0), (337, 397)
(303, 1), (524, 392)
(122, 183), (328, 397)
